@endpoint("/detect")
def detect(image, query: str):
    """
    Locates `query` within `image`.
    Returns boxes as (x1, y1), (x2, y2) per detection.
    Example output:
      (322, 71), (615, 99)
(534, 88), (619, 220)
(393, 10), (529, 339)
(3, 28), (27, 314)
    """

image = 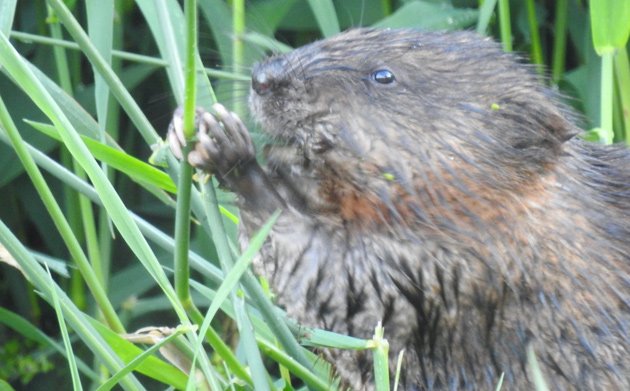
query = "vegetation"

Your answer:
(0, 1), (628, 390)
